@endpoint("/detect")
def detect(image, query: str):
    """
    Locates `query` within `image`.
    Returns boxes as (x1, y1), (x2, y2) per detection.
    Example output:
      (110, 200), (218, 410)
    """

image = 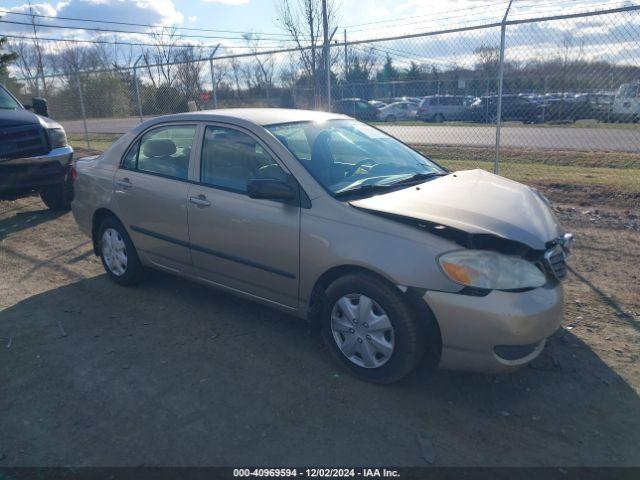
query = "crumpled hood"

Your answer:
(350, 169), (563, 250)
